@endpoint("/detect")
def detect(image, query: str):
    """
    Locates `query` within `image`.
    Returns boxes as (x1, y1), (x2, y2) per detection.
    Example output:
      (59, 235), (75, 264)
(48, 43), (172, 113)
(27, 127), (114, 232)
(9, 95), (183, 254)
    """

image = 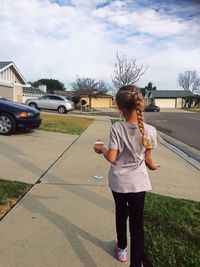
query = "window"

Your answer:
(48, 96), (64, 101)
(40, 95), (50, 100)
